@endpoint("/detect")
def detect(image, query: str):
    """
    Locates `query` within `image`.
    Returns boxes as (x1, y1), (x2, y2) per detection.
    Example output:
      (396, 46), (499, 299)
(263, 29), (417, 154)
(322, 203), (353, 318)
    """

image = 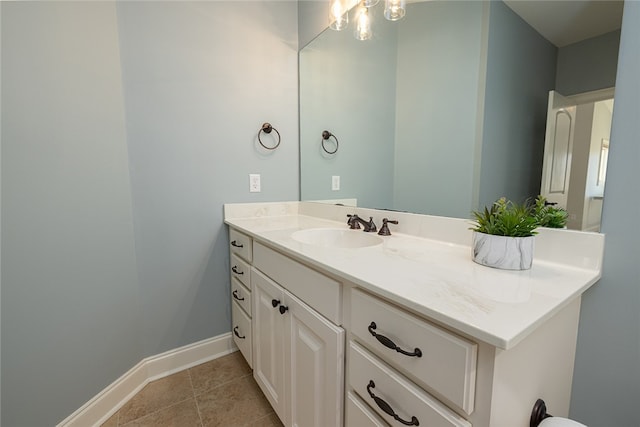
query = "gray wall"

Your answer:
(1, 1), (298, 425)
(570, 1), (640, 425)
(298, 0), (328, 49)
(478, 1), (557, 209)
(1, 4), (143, 425)
(116, 1), (299, 356)
(556, 30), (621, 96)
(393, 1), (484, 218)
